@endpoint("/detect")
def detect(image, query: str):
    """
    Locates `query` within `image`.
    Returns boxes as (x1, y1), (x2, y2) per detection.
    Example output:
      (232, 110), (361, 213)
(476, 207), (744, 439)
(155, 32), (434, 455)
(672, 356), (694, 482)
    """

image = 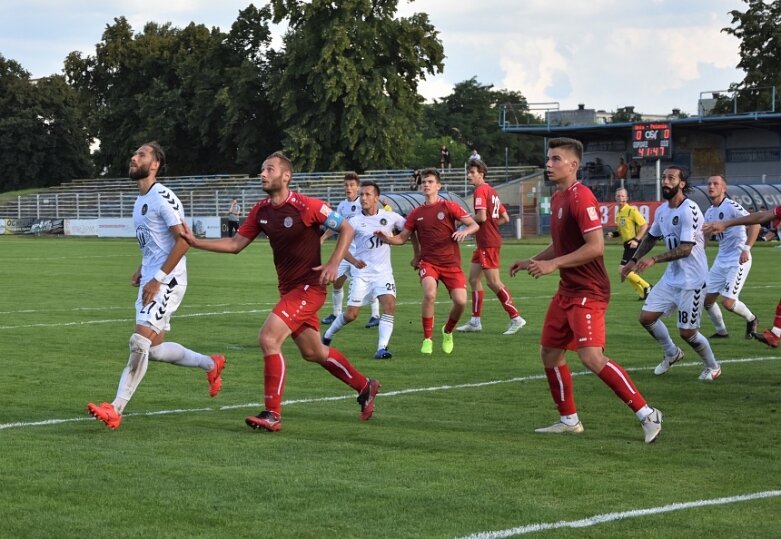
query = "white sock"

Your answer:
(706, 303), (727, 334)
(471, 317), (481, 326)
(686, 331), (719, 370)
(561, 413), (580, 426)
(728, 300), (755, 322)
(636, 405), (653, 421)
(149, 342), (213, 370)
(643, 320), (678, 357)
(370, 298), (380, 319)
(325, 314), (348, 339)
(332, 288), (344, 316)
(378, 314), (394, 349)
(113, 334), (151, 414)
(773, 327), (781, 337)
